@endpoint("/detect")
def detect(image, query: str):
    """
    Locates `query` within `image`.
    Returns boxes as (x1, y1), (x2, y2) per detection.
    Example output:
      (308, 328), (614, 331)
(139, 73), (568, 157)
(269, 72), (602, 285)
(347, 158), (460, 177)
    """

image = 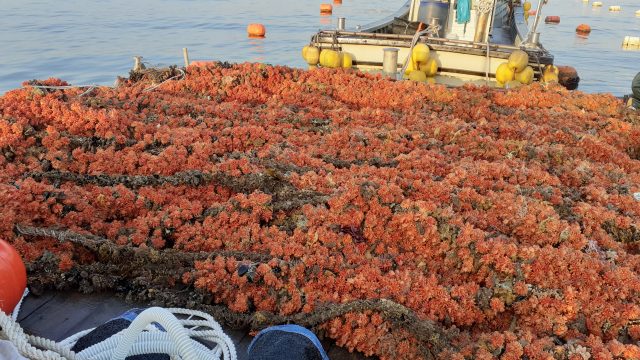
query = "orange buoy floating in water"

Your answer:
(0, 239), (27, 315)
(247, 23), (266, 37)
(320, 4), (332, 14)
(545, 16), (560, 23)
(576, 24), (591, 34)
(333, 0), (342, 4)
